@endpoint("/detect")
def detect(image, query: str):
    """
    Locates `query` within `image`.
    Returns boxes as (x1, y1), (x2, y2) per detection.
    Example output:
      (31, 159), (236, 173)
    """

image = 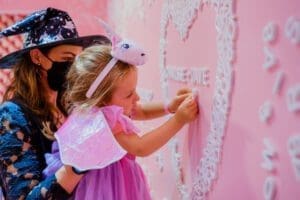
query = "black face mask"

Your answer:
(47, 60), (73, 91)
